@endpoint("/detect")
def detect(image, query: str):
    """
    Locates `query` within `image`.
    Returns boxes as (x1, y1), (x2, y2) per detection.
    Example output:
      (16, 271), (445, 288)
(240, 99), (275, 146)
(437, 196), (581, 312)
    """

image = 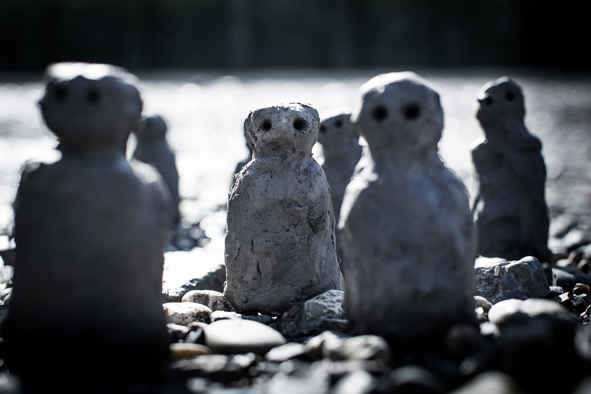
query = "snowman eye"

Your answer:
(372, 105), (388, 121)
(293, 118), (307, 131)
(319, 125), (327, 133)
(335, 119), (343, 128)
(506, 91), (515, 101)
(87, 89), (101, 105)
(261, 120), (272, 131)
(402, 103), (420, 120)
(54, 85), (67, 102)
